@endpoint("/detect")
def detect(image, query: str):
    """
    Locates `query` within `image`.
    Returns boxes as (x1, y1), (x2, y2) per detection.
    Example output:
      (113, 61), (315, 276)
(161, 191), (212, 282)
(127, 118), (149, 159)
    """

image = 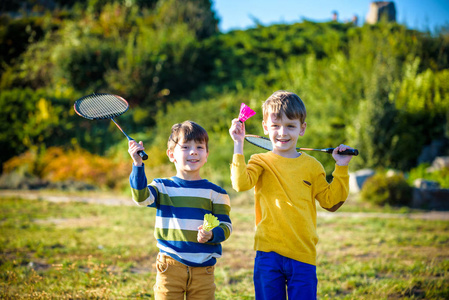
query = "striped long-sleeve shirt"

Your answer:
(130, 164), (232, 267)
